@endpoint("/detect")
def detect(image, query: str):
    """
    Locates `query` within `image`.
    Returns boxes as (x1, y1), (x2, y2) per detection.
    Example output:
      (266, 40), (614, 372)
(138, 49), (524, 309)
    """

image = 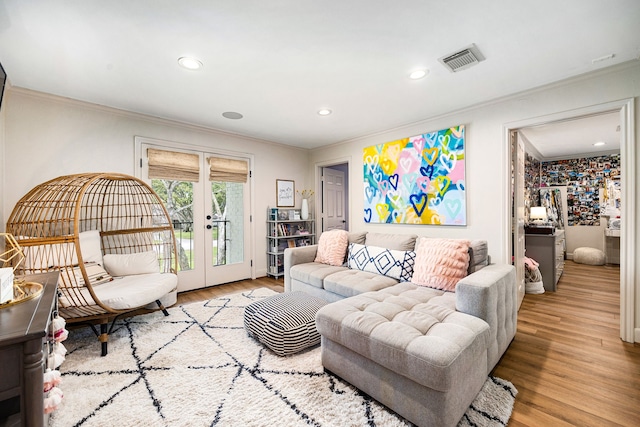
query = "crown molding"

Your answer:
(6, 86), (308, 152)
